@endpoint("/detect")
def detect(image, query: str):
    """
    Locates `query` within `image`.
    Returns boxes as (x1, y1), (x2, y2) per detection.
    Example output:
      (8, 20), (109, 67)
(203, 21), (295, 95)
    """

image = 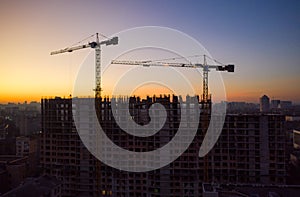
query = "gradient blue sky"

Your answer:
(0, 0), (299, 103)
